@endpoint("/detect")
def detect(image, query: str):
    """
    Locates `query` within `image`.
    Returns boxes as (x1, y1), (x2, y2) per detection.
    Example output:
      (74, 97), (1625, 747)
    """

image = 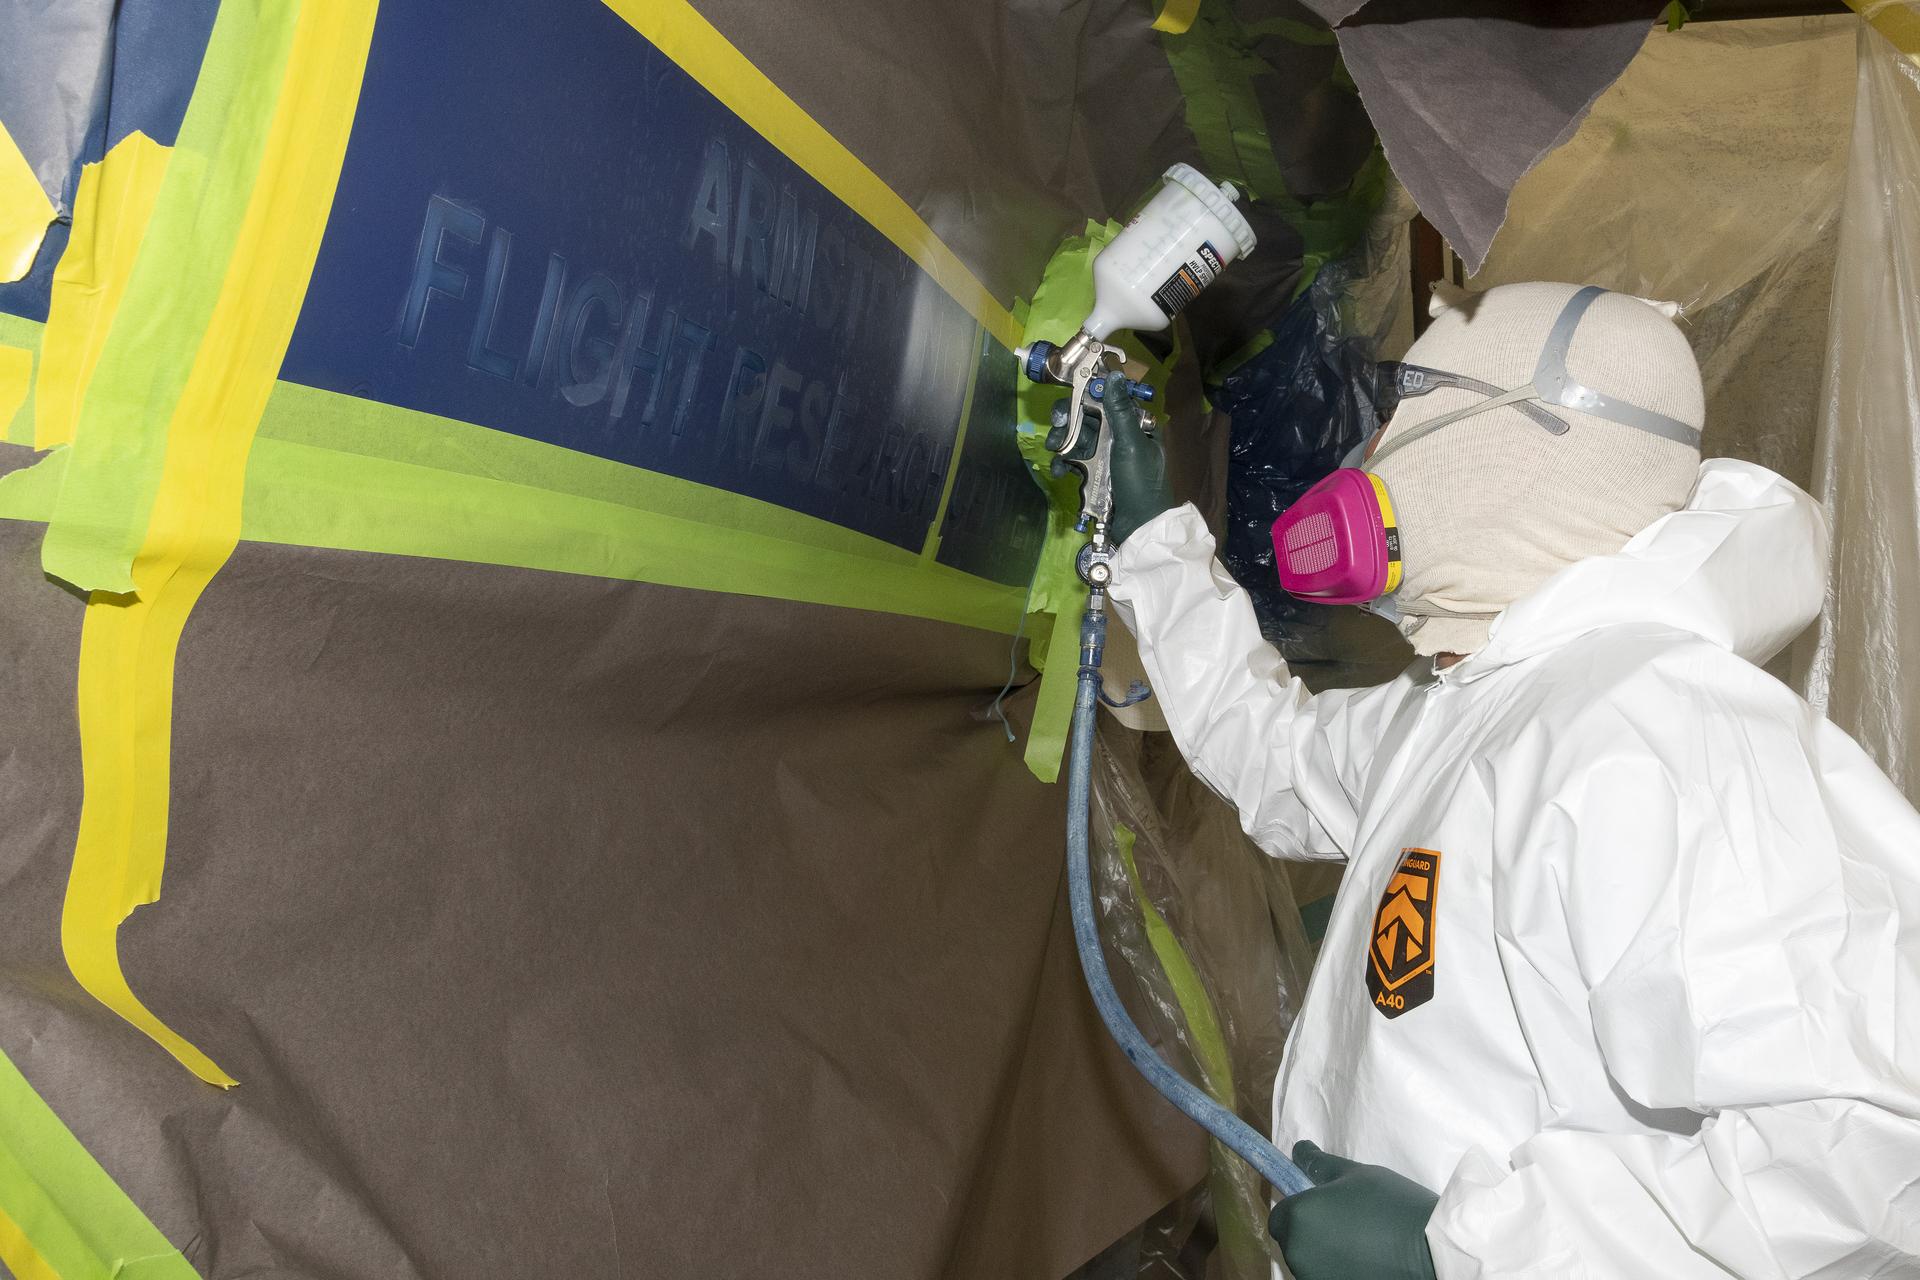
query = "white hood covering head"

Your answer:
(1460, 457), (1830, 680)
(1370, 282), (1706, 656)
